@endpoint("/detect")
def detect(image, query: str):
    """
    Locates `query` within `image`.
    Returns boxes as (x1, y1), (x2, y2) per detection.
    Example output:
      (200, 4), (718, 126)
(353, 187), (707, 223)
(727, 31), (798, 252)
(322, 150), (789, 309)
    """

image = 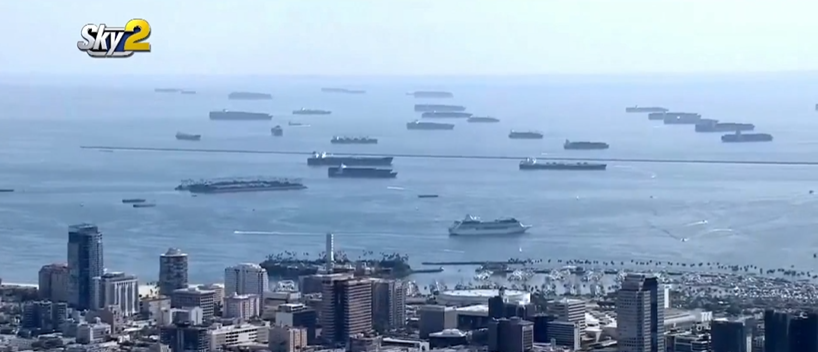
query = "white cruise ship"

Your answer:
(448, 215), (531, 236)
